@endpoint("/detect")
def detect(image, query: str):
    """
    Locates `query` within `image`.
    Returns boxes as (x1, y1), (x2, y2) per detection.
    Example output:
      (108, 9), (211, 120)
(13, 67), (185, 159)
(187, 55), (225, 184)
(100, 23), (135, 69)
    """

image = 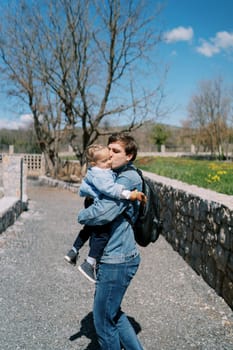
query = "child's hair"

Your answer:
(85, 144), (108, 164)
